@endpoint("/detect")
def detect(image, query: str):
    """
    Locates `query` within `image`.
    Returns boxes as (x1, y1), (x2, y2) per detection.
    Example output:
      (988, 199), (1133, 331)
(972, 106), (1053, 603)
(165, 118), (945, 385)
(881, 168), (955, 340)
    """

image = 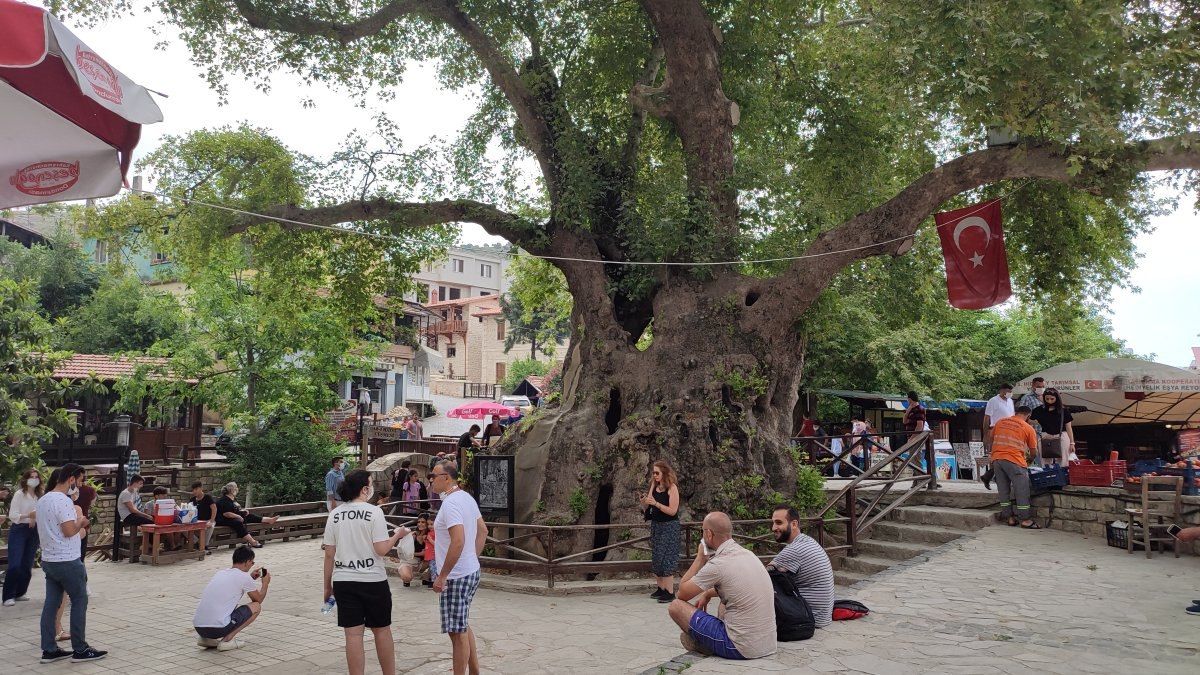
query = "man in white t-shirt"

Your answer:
(430, 462), (489, 675)
(35, 464), (106, 664)
(981, 384), (1016, 490)
(193, 545), (270, 651)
